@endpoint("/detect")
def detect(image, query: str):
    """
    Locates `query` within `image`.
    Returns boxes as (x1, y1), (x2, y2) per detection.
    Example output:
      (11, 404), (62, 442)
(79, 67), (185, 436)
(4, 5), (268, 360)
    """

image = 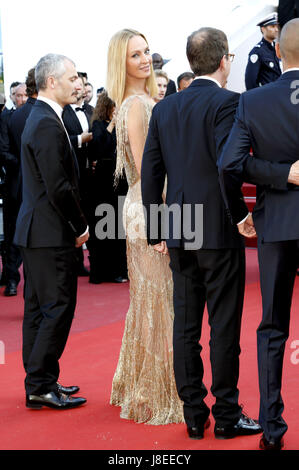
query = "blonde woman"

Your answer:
(107, 29), (184, 425)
